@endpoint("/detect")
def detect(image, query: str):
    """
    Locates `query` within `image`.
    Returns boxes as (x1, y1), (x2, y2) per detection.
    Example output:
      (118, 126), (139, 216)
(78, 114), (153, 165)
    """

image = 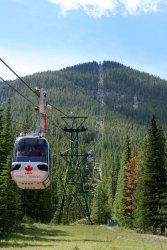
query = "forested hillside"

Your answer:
(0, 61), (167, 235)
